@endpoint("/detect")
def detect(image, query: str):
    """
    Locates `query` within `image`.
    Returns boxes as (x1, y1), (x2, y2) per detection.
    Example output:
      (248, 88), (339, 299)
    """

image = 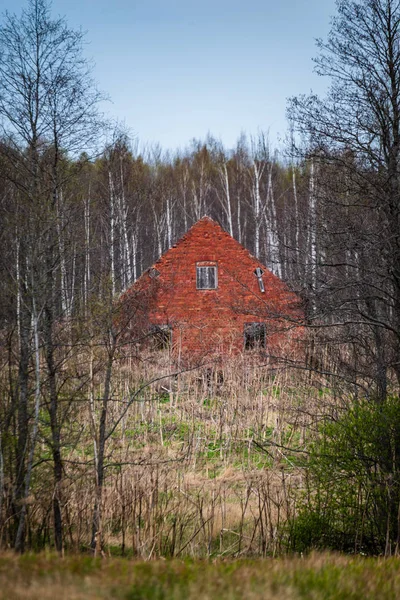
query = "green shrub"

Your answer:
(287, 397), (400, 555)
